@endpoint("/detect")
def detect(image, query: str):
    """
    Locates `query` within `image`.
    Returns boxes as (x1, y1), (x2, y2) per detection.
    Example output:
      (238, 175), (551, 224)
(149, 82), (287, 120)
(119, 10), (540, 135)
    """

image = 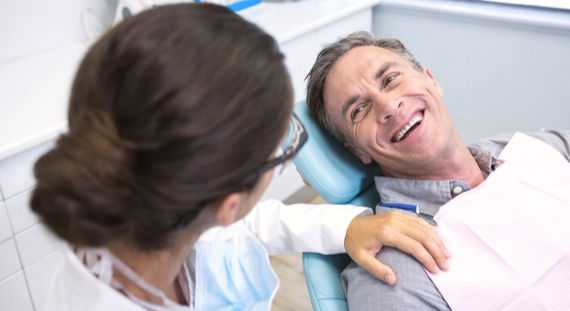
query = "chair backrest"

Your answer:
(282, 100), (381, 311)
